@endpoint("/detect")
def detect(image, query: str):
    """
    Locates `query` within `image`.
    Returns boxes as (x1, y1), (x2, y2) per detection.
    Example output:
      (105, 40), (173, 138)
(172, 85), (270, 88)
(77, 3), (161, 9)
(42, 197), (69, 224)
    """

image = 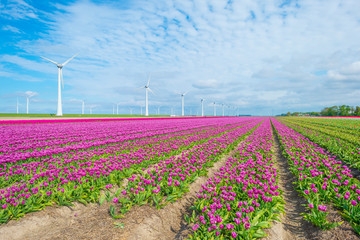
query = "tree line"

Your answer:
(319, 105), (360, 116)
(281, 105), (360, 117)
